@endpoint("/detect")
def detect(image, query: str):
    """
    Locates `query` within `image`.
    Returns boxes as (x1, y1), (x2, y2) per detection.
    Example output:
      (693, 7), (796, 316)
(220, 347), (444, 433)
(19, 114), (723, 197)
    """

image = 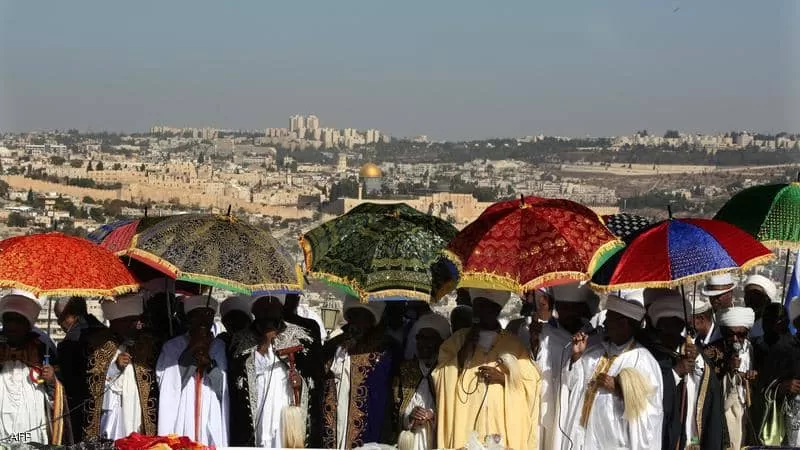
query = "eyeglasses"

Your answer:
(723, 329), (749, 339)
